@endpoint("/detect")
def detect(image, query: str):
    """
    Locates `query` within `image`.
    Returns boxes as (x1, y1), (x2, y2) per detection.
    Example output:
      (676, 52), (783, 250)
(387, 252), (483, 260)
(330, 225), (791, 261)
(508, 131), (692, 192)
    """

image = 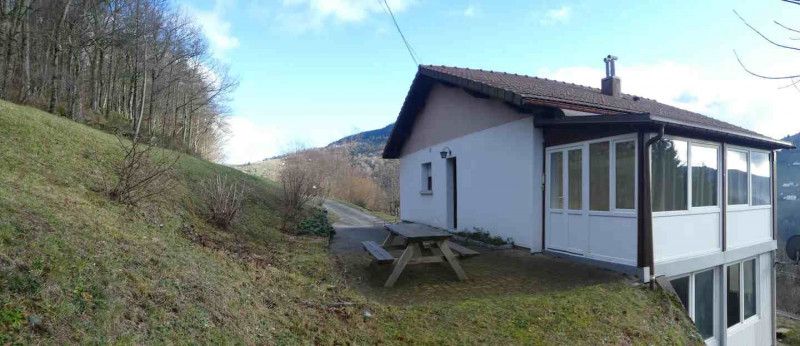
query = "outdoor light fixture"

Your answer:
(440, 147), (451, 159)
